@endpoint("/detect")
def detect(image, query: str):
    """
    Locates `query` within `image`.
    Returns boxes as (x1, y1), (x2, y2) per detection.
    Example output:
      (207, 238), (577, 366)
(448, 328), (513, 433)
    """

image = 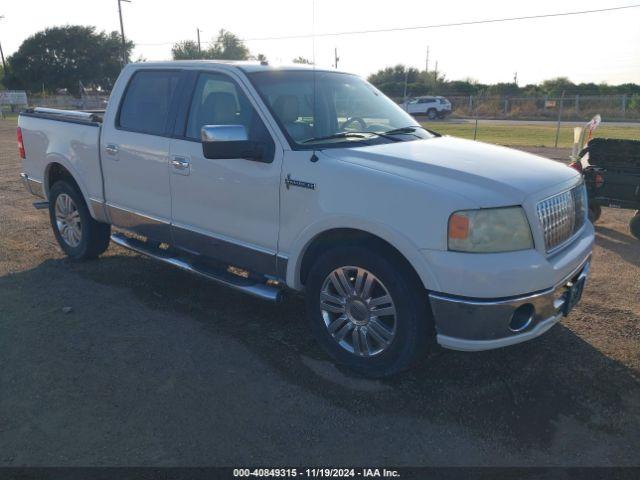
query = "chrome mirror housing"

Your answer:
(201, 125), (249, 143)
